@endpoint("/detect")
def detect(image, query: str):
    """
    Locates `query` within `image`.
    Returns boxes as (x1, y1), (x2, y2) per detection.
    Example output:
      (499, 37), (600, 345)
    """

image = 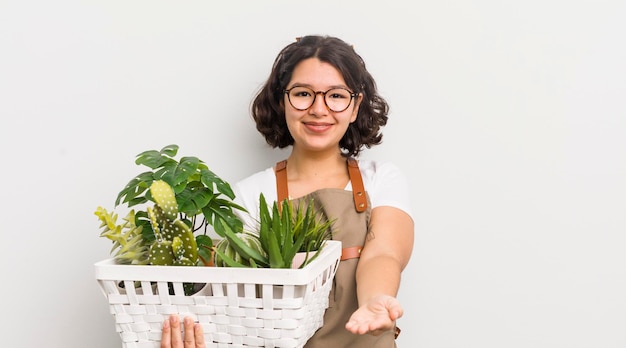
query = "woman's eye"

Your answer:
(329, 93), (347, 99)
